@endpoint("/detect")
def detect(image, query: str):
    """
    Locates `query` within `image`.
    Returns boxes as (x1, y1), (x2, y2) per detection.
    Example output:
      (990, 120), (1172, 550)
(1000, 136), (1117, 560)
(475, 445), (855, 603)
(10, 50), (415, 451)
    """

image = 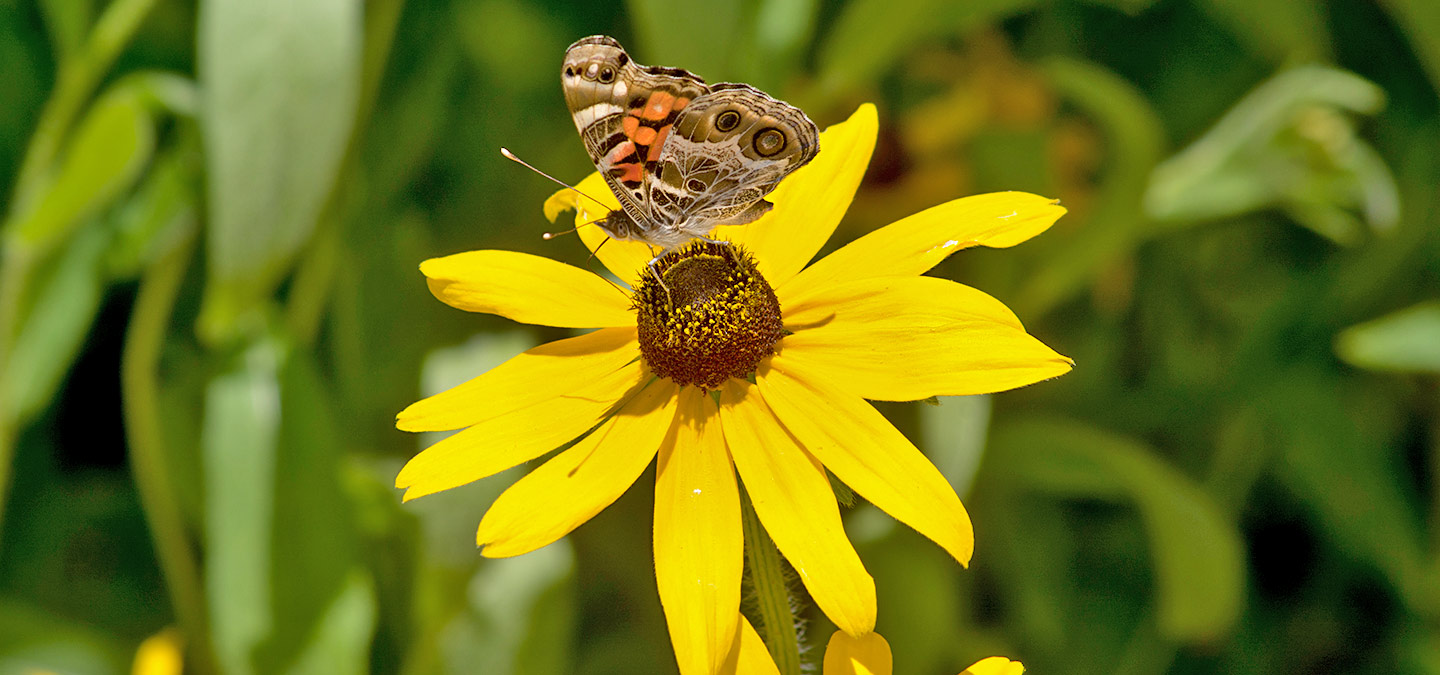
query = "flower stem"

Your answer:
(121, 230), (215, 674)
(742, 492), (802, 675)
